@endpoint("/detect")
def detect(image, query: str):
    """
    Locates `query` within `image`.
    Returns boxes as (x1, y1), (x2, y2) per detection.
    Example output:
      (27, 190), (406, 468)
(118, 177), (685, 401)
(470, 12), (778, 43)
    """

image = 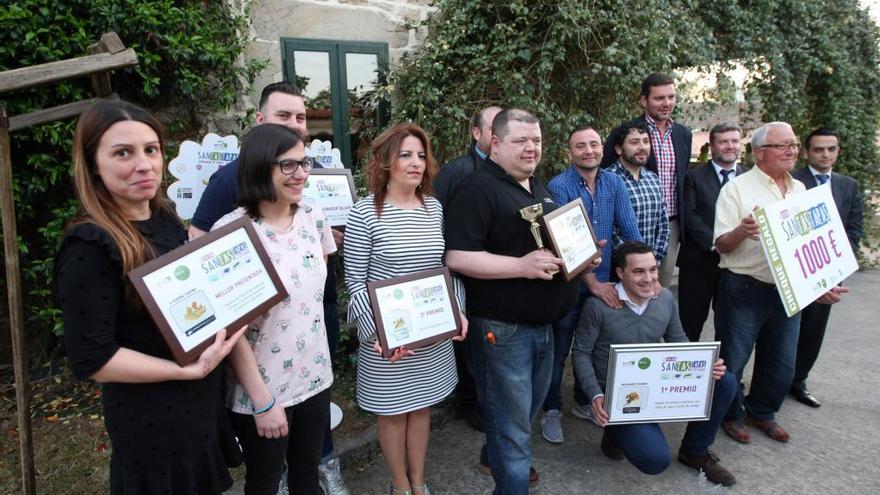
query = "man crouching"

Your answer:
(571, 241), (737, 486)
